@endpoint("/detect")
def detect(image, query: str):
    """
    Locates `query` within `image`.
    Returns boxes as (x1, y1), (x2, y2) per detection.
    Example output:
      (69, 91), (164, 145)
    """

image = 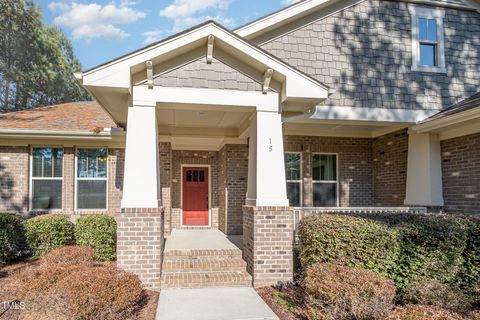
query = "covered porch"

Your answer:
(75, 21), (443, 290)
